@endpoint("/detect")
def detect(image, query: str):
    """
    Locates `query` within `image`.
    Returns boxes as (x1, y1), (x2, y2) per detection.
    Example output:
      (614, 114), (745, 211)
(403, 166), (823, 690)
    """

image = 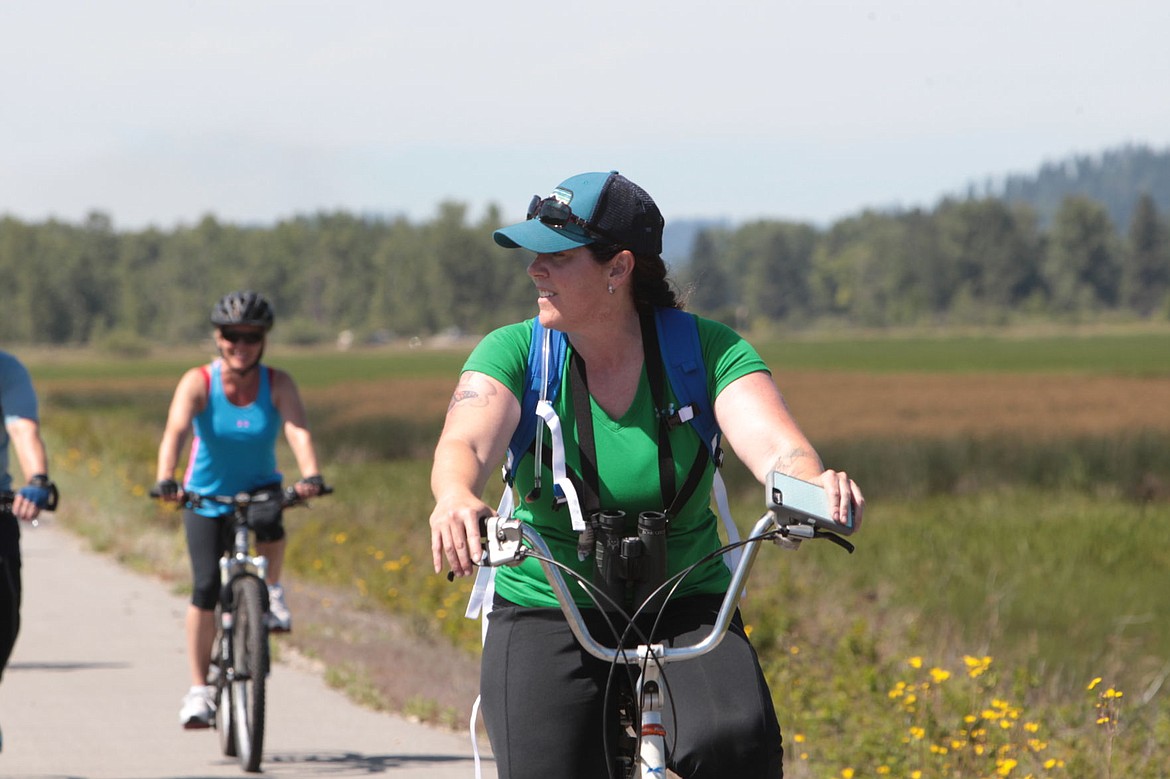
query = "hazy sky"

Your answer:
(3, 0), (1167, 230)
